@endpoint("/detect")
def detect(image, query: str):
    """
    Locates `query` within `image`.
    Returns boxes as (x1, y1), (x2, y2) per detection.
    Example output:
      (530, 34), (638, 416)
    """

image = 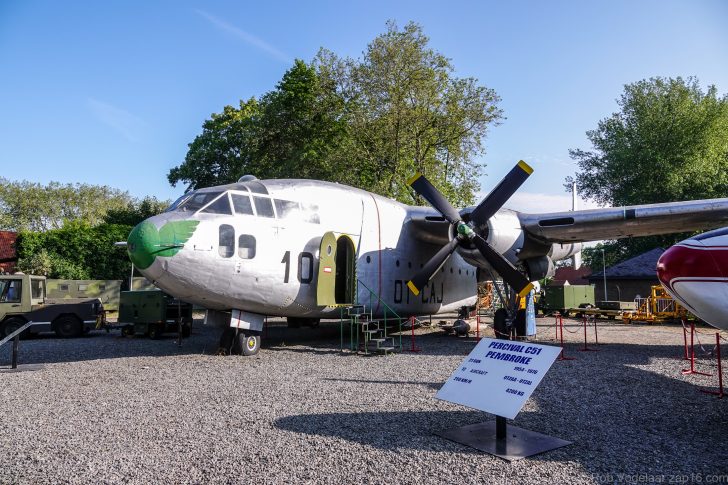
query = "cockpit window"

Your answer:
(274, 199), (301, 219)
(176, 191), (222, 212)
(201, 193), (232, 215)
(165, 193), (192, 212)
(253, 196), (275, 218)
(231, 193), (254, 215)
